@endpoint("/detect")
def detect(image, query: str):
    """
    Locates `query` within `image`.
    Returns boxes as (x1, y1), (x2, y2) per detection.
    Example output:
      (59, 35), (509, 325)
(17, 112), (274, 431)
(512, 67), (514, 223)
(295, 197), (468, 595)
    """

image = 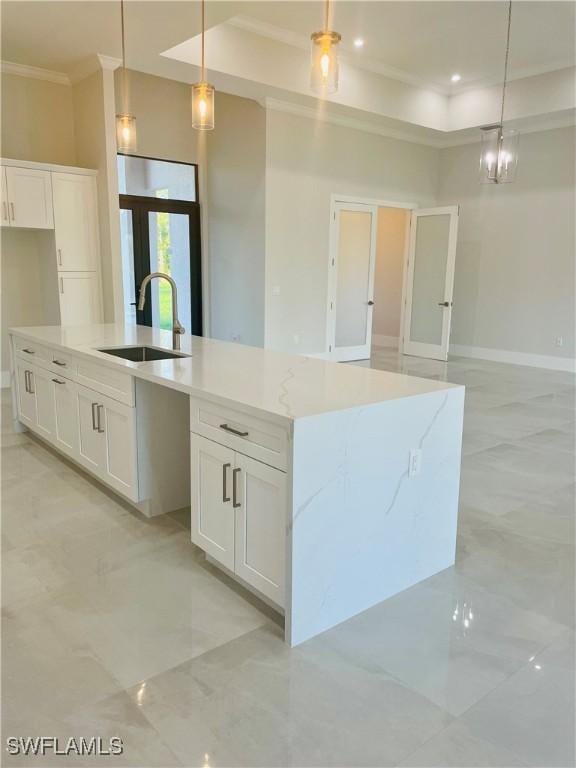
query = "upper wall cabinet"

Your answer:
(52, 173), (98, 271)
(2, 166), (54, 229)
